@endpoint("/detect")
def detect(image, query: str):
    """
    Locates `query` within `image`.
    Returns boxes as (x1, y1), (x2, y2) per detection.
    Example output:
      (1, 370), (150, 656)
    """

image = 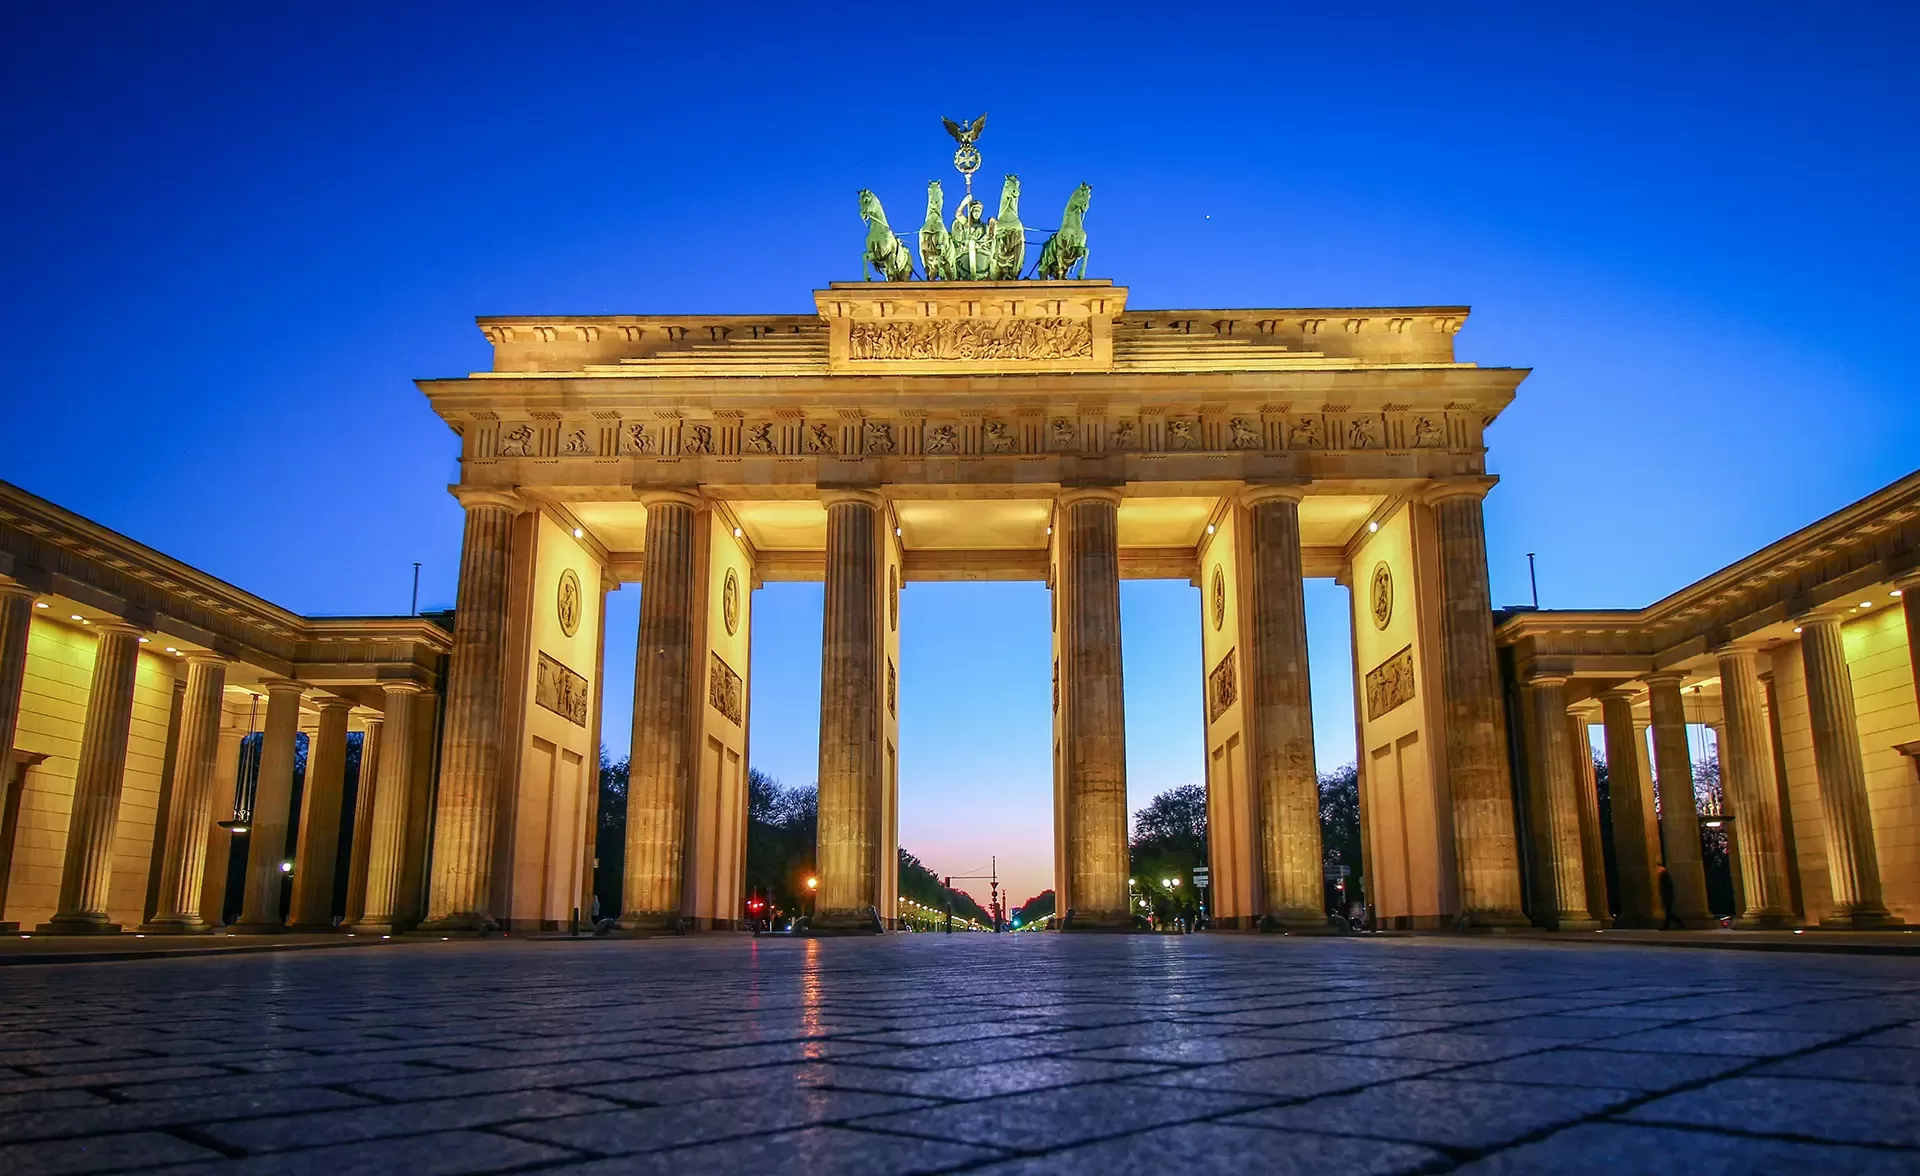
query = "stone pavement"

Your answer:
(0, 934), (1915, 1174)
